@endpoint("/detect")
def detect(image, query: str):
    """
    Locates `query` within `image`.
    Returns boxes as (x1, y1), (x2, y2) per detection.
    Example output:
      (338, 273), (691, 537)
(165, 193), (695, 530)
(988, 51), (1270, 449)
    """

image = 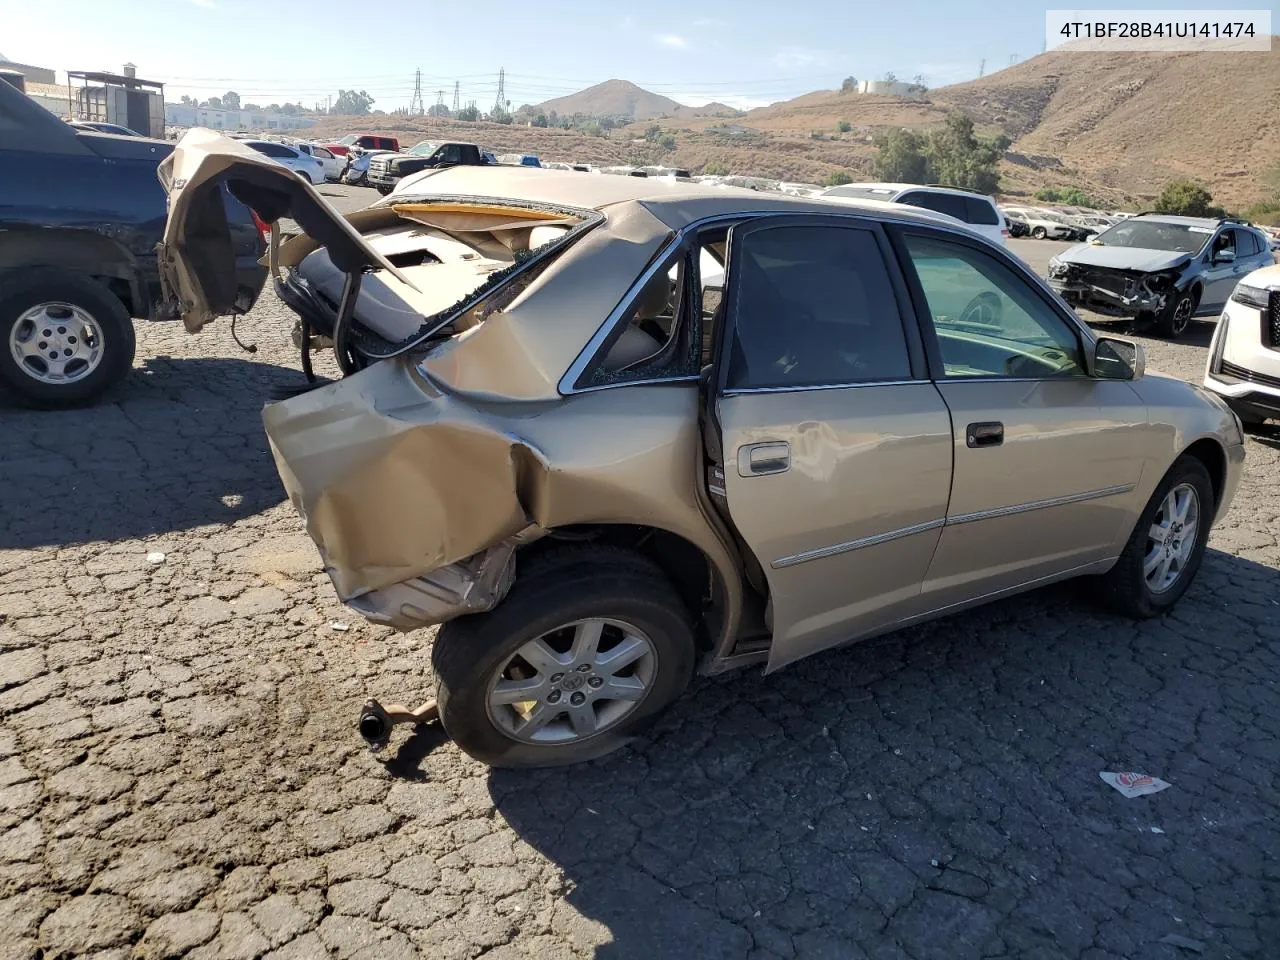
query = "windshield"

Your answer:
(409, 141), (439, 156)
(1093, 219), (1211, 254)
(339, 135), (358, 145)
